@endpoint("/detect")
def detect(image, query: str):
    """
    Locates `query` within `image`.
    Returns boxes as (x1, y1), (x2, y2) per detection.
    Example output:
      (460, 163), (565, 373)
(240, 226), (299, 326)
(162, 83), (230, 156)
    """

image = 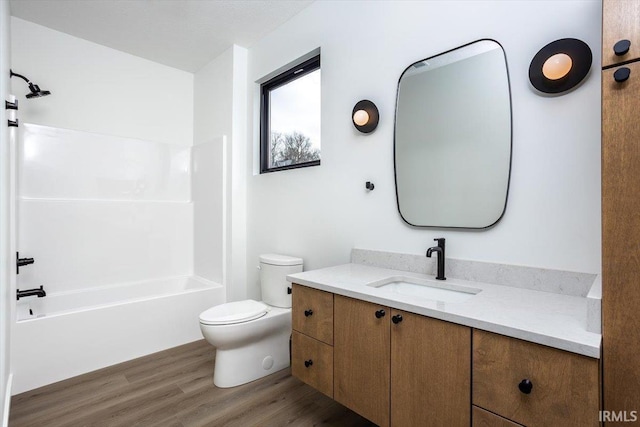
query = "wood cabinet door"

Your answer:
(334, 295), (390, 427)
(603, 0), (640, 67)
(603, 61), (640, 418)
(473, 330), (599, 427)
(391, 309), (470, 427)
